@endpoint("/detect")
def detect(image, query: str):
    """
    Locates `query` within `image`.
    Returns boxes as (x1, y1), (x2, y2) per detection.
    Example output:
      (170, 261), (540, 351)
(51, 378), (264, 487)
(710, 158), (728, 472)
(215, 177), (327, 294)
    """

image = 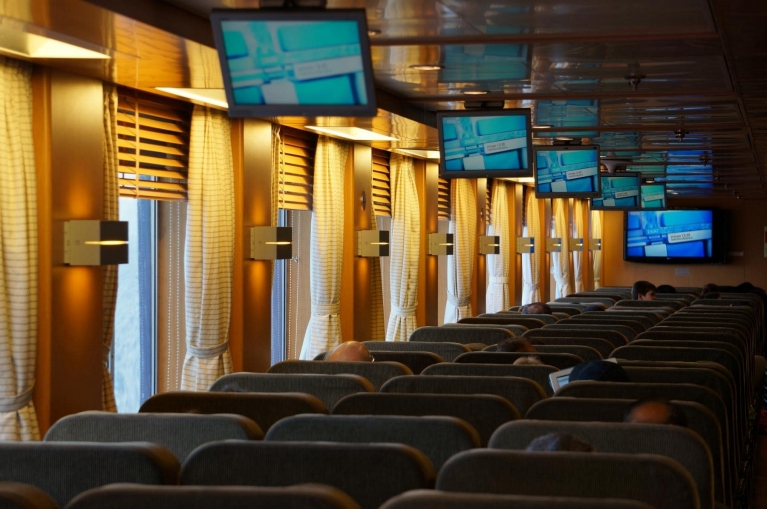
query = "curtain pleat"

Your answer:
(573, 199), (585, 292)
(486, 181), (510, 312)
(521, 190), (541, 305)
(444, 179), (476, 322)
(299, 137), (350, 360)
(551, 198), (571, 298)
(592, 210), (603, 289)
(181, 106), (234, 390)
(101, 84), (119, 411)
(0, 58), (39, 440)
(385, 155), (420, 341)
